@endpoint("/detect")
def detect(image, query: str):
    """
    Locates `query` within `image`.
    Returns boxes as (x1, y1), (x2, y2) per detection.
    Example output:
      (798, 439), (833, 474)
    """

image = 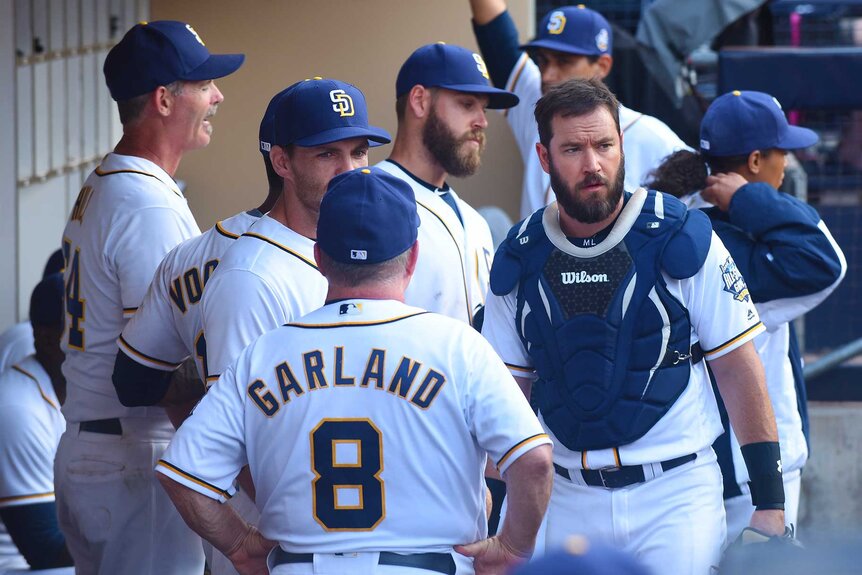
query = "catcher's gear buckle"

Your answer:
(672, 350), (692, 365)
